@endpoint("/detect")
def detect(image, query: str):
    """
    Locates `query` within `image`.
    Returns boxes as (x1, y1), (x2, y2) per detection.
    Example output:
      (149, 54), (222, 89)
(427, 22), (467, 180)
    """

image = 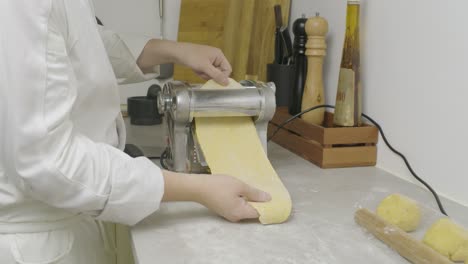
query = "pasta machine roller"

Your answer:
(157, 80), (277, 173)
